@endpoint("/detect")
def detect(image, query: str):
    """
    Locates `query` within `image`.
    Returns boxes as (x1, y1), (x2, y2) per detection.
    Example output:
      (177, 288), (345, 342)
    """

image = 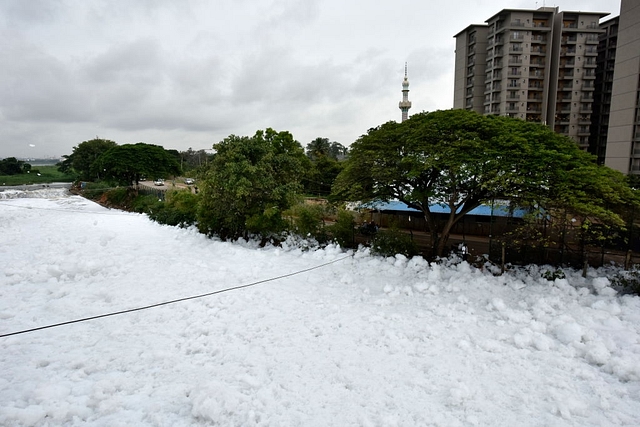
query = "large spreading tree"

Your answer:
(57, 138), (117, 180)
(197, 128), (308, 240)
(333, 109), (637, 257)
(94, 142), (180, 185)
